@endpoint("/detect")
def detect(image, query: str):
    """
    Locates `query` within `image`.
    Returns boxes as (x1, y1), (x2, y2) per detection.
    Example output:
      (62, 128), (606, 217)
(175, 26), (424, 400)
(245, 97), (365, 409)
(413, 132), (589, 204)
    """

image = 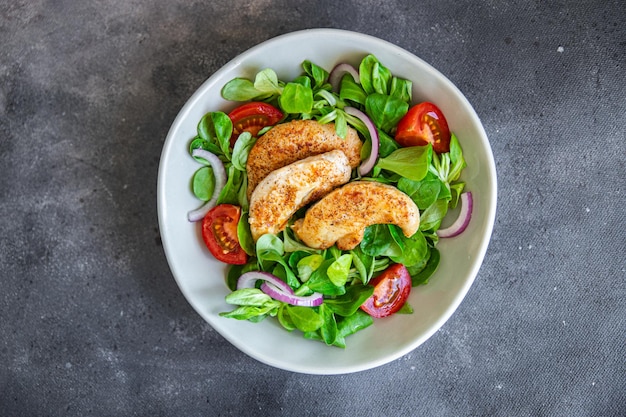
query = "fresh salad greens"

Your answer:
(187, 54), (467, 348)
